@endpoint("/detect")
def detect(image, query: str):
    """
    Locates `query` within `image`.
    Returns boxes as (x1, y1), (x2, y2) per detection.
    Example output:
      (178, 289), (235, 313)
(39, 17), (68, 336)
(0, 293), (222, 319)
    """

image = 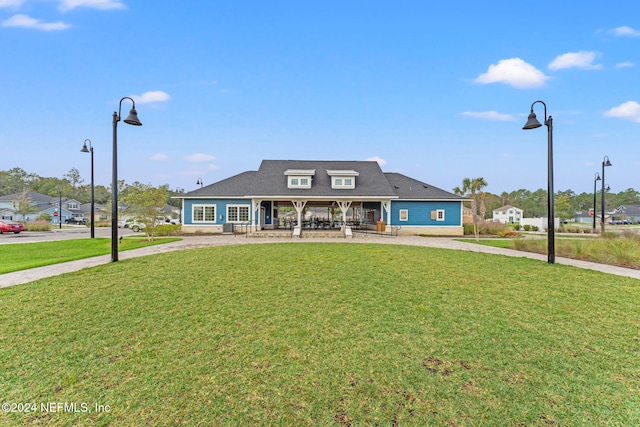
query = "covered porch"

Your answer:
(252, 198), (393, 236)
